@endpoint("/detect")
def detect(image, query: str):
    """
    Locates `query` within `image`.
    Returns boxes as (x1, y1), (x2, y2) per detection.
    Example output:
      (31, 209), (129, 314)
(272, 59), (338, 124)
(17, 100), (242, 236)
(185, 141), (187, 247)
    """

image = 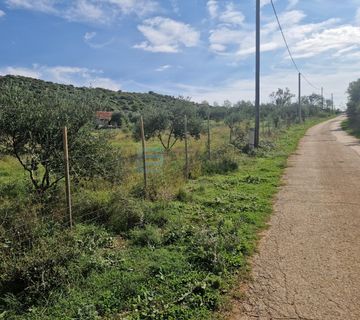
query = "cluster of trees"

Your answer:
(347, 79), (360, 129)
